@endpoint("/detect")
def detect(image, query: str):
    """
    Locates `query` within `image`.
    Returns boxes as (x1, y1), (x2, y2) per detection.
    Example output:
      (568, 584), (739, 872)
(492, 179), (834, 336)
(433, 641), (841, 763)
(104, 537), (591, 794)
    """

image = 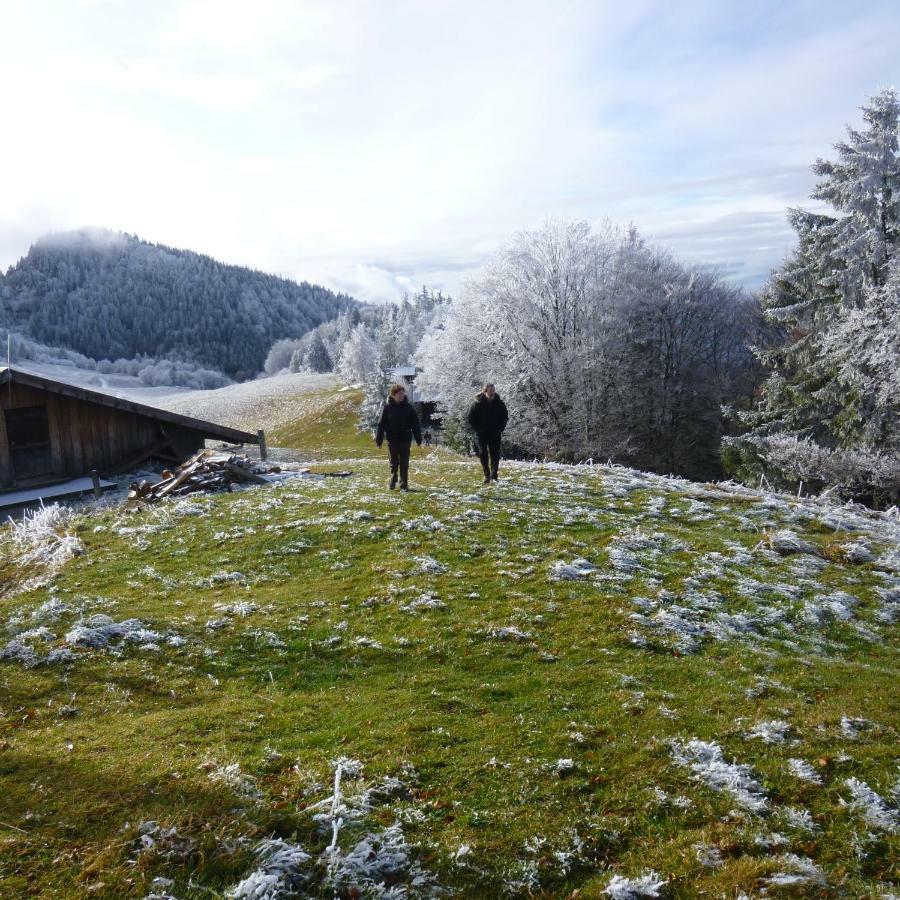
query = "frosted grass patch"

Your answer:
(769, 530), (818, 556)
(670, 739), (768, 812)
(400, 593), (447, 613)
(204, 761), (262, 800)
(403, 515), (444, 532)
(604, 870), (665, 898)
(550, 558), (597, 580)
(766, 854), (826, 888)
(213, 601), (260, 617)
(788, 758), (823, 784)
(745, 719), (793, 744)
(484, 626), (532, 642)
(841, 716), (875, 738)
(6, 503), (82, 561)
(413, 556), (448, 575)
(844, 778), (899, 832)
(64, 615), (176, 653)
(229, 838), (311, 899)
(195, 570), (247, 588)
(136, 821), (195, 863)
